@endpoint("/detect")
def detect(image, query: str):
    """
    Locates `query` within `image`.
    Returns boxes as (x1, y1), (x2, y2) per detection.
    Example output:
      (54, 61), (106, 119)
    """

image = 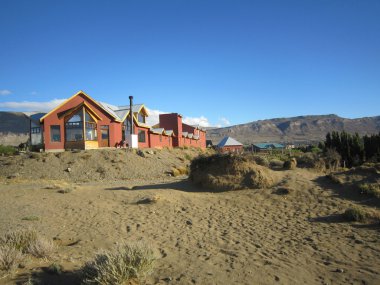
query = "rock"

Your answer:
(163, 277), (173, 282)
(275, 276), (280, 282)
(137, 150), (145, 158)
(7, 173), (19, 179)
(66, 167), (72, 173)
(335, 268), (344, 273)
(186, 220), (193, 226)
(146, 150), (155, 155)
